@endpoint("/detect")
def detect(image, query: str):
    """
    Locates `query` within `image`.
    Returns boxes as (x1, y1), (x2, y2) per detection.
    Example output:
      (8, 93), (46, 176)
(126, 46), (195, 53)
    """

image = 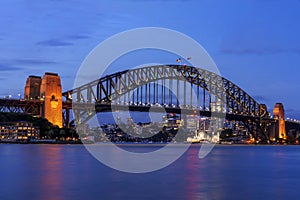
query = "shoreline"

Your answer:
(0, 140), (83, 145)
(1, 141), (299, 146)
